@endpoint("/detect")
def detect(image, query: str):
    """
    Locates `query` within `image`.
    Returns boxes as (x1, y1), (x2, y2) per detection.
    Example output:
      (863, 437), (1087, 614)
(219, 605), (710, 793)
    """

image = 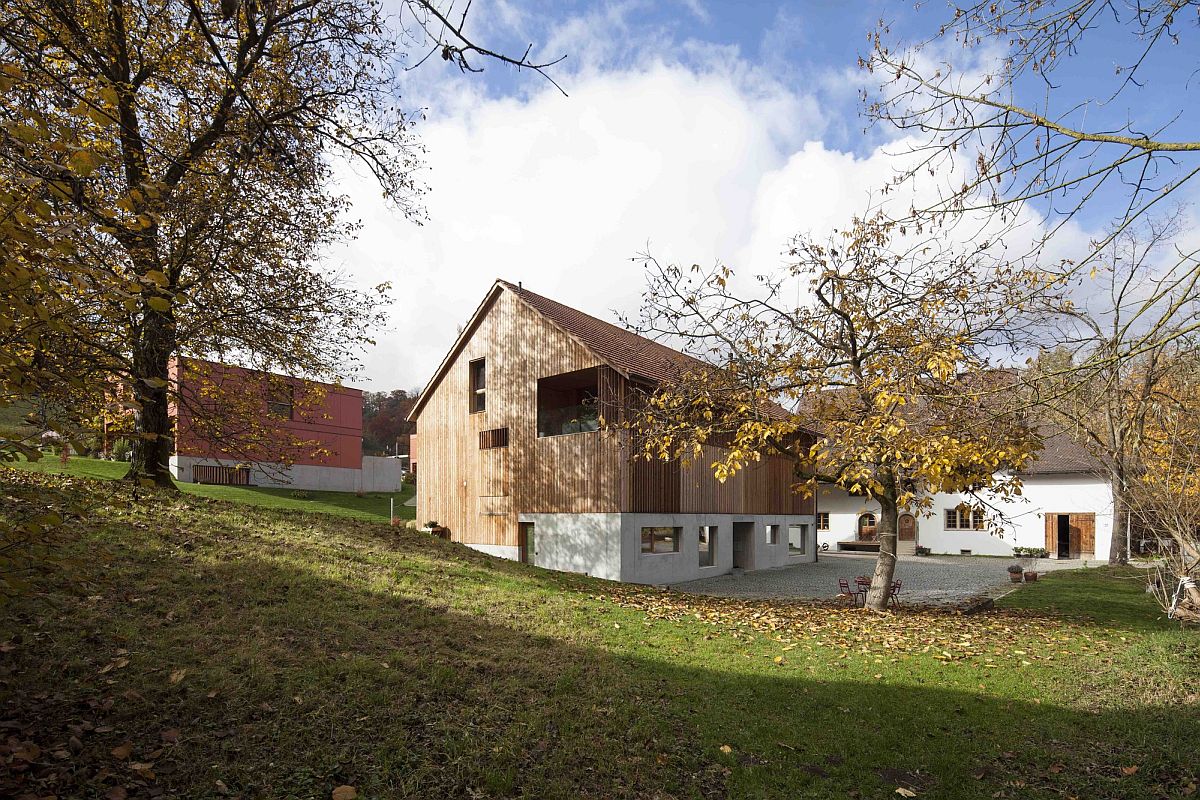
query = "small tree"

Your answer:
(630, 214), (1040, 610)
